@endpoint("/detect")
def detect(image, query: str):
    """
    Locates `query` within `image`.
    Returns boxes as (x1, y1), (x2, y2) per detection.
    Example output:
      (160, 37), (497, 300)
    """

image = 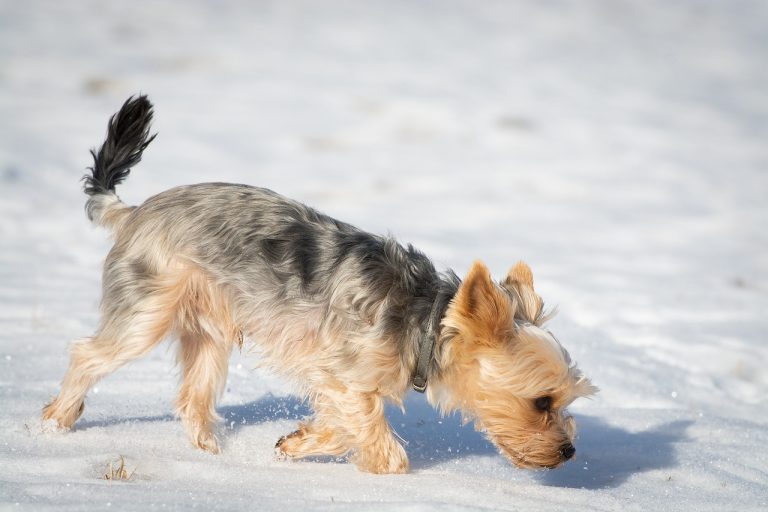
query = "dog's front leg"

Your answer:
(347, 393), (408, 474)
(329, 390), (408, 474)
(276, 390), (408, 474)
